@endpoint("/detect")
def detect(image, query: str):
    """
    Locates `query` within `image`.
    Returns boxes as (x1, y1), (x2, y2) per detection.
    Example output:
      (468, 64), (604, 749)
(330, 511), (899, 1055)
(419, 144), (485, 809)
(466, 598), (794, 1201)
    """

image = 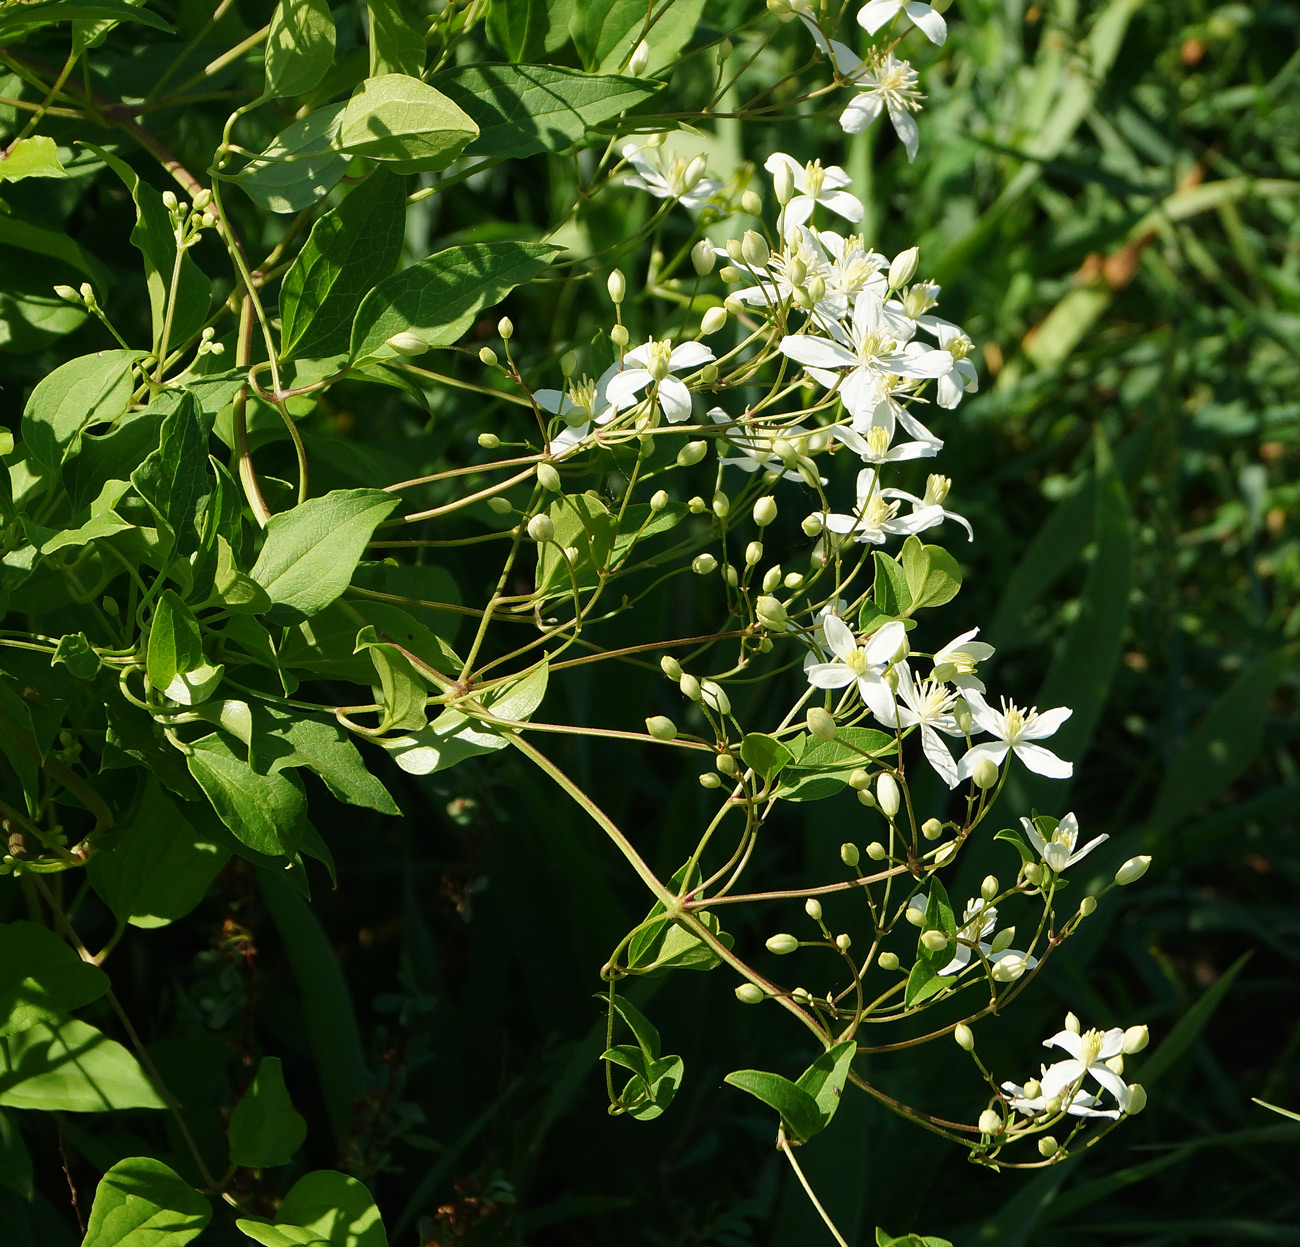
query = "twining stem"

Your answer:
(778, 1129), (850, 1247)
